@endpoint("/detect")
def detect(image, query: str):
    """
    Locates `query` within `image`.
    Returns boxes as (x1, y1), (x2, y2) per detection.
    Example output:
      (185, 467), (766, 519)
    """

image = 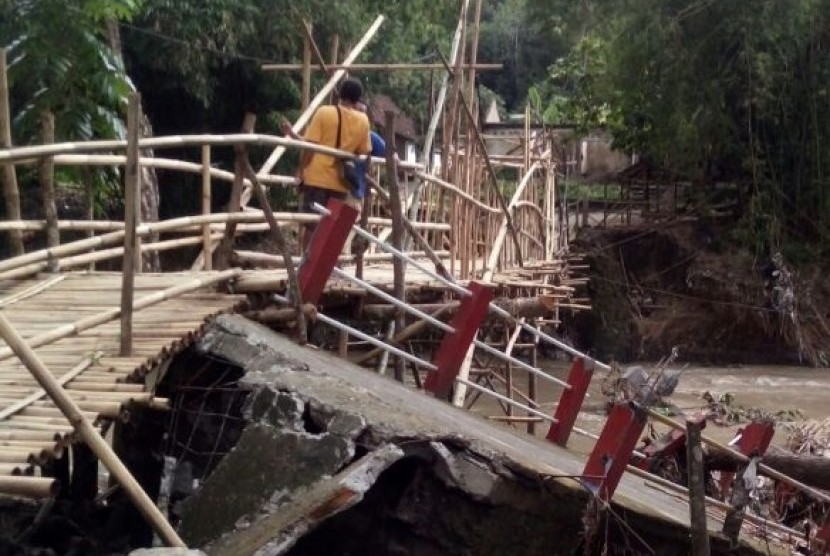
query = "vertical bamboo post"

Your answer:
(527, 321), (539, 435)
(328, 34), (340, 105)
(0, 48), (24, 256)
(0, 313), (185, 547)
(385, 111), (406, 383)
(239, 133), (308, 345)
(686, 418), (711, 556)
(120, 93), (140, 357)
(201, 144), (212, 271)
(301, 22), (312, 110)
(40, 112), (59, 271)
